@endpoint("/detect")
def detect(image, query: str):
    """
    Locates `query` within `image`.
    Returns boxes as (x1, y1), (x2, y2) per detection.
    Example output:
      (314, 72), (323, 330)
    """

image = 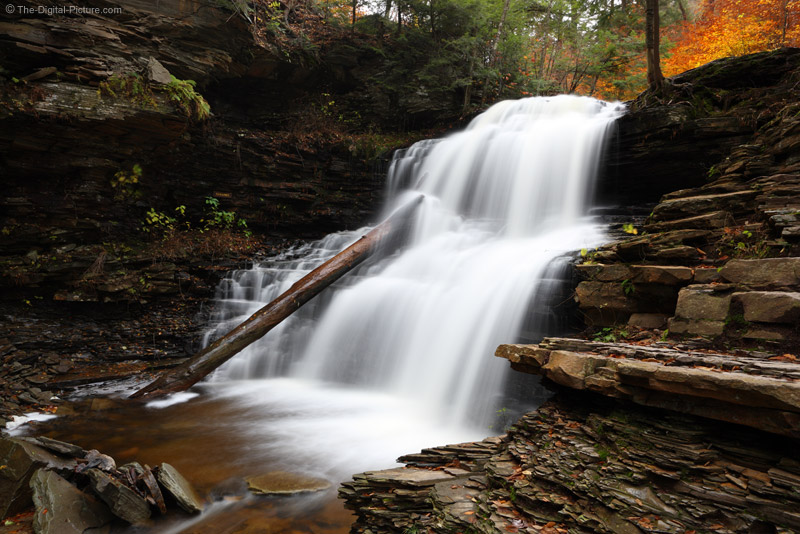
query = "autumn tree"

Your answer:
(644, 0), (664, 90)
(664, 0), (800, 76)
